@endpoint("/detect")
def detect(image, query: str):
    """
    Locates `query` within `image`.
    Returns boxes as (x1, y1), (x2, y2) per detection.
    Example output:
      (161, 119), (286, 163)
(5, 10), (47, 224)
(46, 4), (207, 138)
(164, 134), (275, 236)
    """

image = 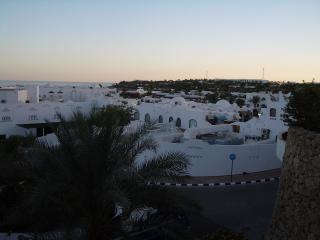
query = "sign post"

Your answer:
(229, 153), (236, 182)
